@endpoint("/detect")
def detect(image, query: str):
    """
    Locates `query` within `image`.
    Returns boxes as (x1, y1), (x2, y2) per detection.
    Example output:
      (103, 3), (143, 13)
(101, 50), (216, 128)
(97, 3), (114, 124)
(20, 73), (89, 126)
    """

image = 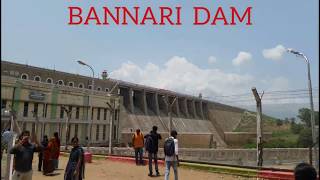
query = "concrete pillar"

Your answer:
(199, 101), (204, 119)
(184, 99), (189, 118)
(164, 95), (169, 114)
(155, 93), (160, 116)
(129, 88), (134, 113)
(142, 90), (148, 115)
(175, 98), (180, 117)
(192, 100), (197, 118)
